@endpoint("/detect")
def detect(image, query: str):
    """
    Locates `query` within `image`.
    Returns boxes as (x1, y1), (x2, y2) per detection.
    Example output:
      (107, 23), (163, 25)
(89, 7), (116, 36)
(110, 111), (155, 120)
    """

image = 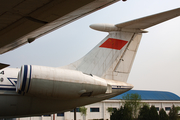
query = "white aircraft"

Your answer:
(0, 8), (180, 118)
